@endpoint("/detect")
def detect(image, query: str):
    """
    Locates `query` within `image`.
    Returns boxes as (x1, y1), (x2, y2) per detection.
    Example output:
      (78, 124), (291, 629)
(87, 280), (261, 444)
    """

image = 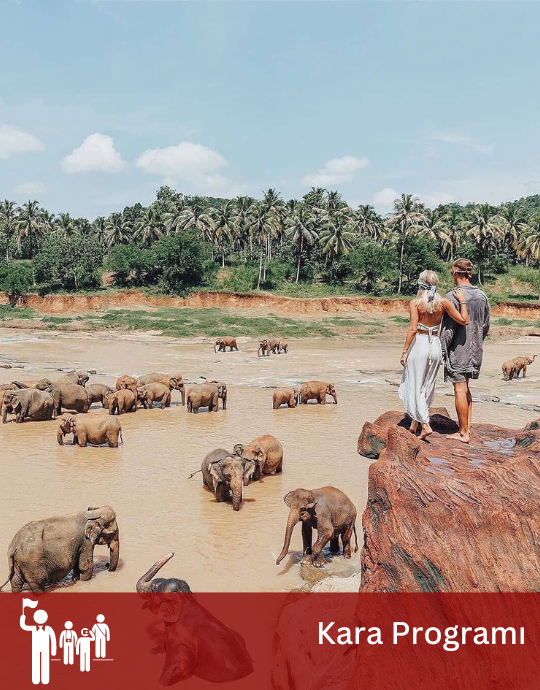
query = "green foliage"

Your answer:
(0, 261), (33, 306)
(346, 242), (397, 294)
(33, 233), (103, 292)
(151, 230), (205, 295)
